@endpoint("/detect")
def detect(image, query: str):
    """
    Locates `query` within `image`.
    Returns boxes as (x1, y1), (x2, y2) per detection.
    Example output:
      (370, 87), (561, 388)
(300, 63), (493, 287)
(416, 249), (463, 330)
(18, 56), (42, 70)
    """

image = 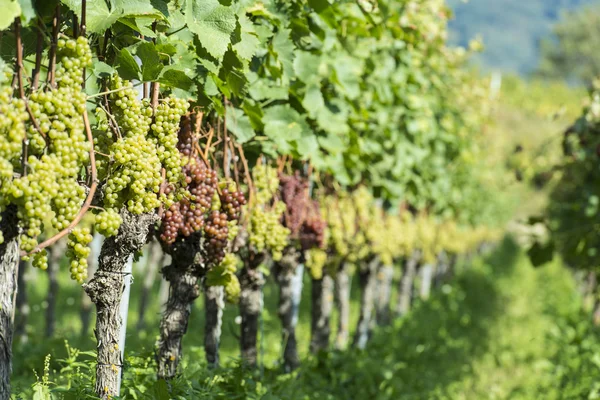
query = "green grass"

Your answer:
(11, 236), (600, 399)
